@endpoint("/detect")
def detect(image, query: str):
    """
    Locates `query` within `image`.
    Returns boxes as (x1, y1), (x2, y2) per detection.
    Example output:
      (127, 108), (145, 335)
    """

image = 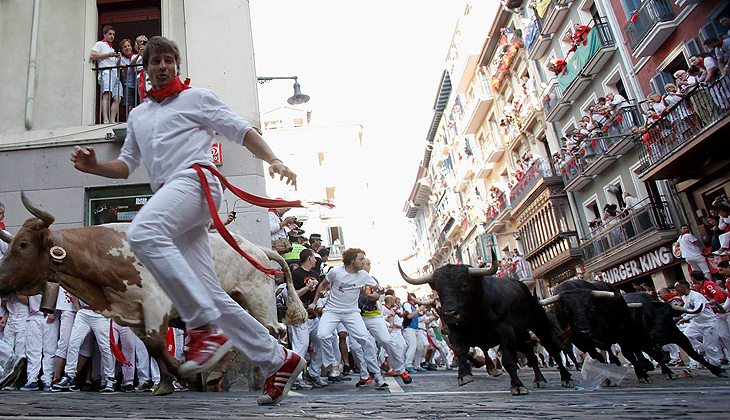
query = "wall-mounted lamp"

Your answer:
(257, 76), (311, 105)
